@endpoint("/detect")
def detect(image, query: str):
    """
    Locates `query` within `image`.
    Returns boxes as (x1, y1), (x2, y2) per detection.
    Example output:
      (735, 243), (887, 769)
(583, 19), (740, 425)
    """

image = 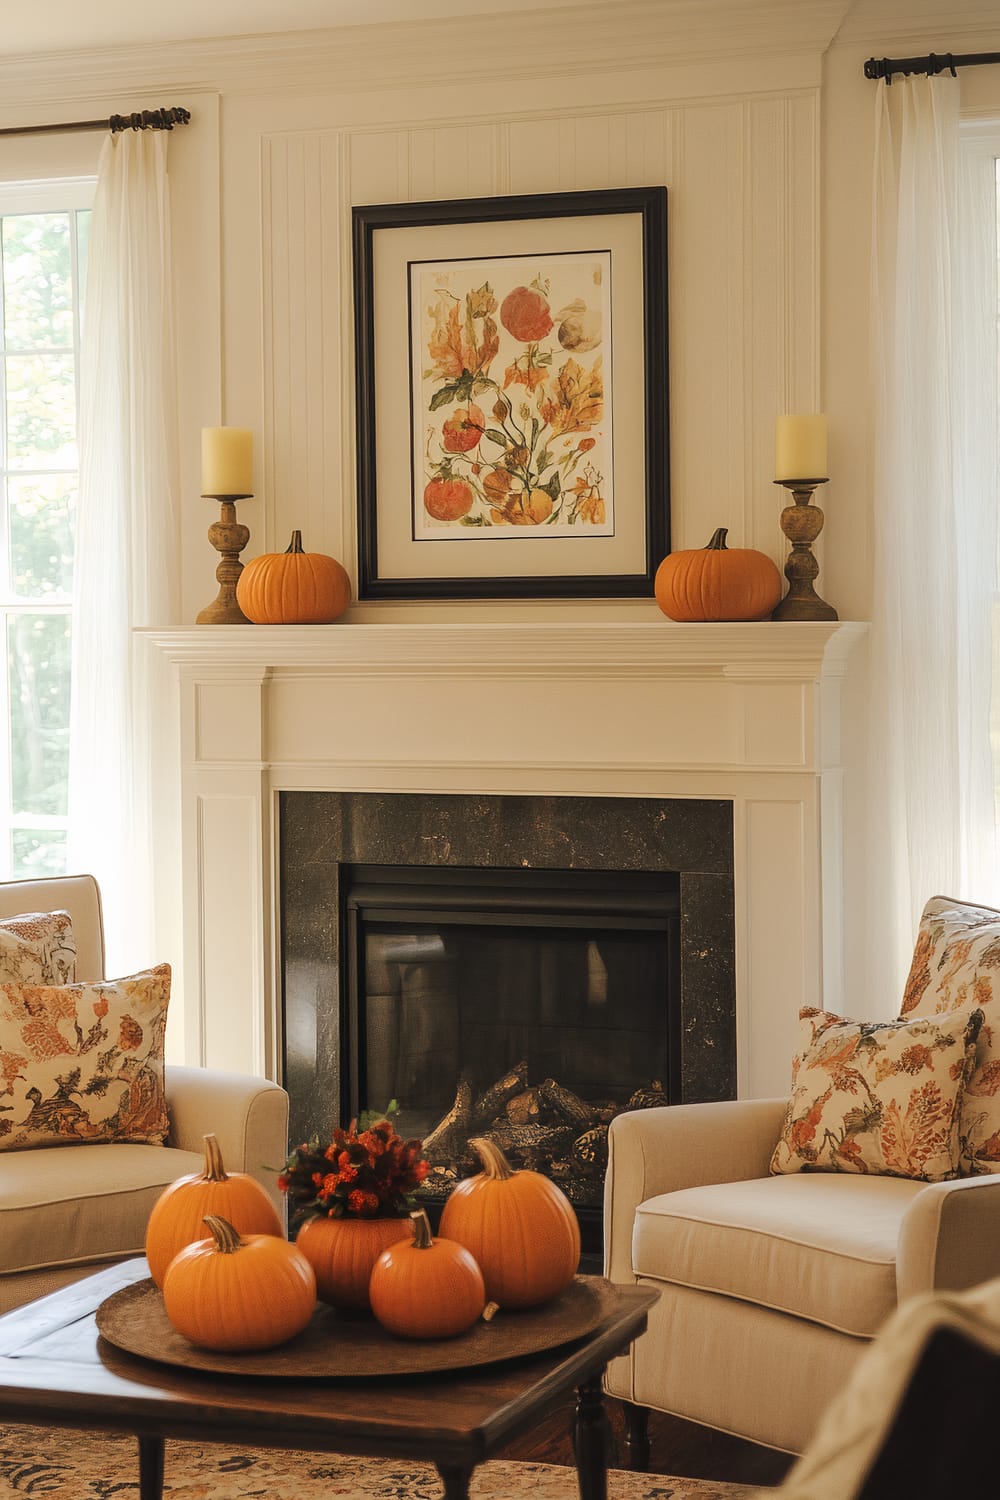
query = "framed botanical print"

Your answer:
(353, 186), (668, 600)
